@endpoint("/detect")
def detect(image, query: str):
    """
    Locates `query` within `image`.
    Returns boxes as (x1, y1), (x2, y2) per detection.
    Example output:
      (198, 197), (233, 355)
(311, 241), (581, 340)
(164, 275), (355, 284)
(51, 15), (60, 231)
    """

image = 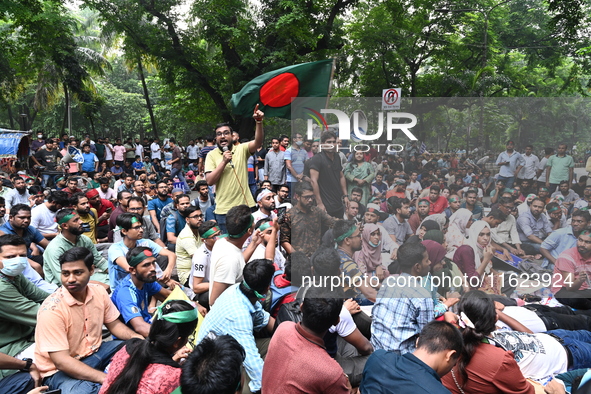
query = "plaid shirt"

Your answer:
(196, 284), (269, 392)
(280, 205), (335, 258)
(371, 273), (434, 354)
